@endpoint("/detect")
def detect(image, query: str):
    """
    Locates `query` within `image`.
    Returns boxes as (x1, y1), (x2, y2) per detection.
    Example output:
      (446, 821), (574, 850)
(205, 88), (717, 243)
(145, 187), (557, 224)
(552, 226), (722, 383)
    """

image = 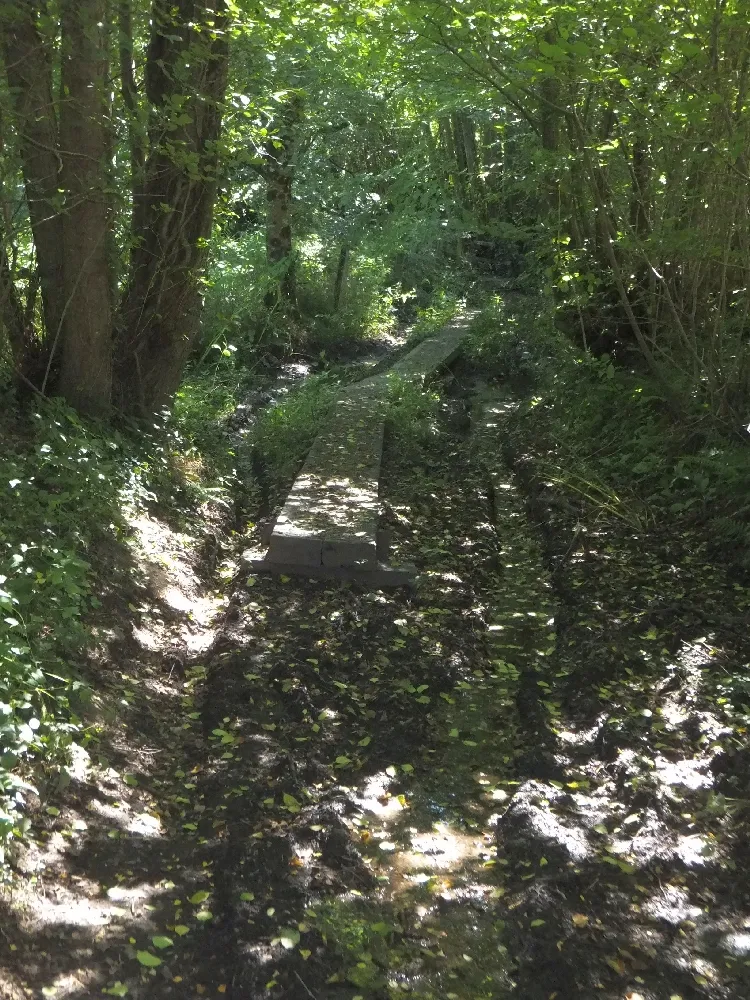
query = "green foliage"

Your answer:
(201, 232), (271, 357)
(386, 373), (440, 449)
(297, 244), (398, 349)
(251, 373), (339, 494)
(0, 400), (129, 864)
(467, 296), (556, 384)
(171, 366), (245, 491)
(405, 293), (461, 347)
(310, 899), (400, 993)
(202, 230), (401, 359)
(485, 300), (750, 572)
(0, 389), (233, 869)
